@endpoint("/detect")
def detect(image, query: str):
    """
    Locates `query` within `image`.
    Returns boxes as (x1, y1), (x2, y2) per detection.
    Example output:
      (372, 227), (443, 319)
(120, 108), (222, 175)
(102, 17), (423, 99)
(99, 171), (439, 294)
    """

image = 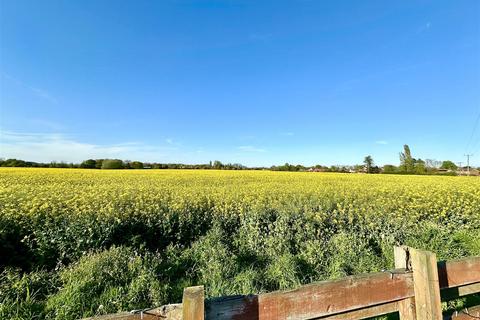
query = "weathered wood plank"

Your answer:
(317, 301), (399, 319)
(82, 304), (182, 320)
(441, 282), (480, 301)
(82, 313), (135, 320)
(438, 257), (480, 289)
(259, 271), (413, 320)
(444, 305), (480, 319)
(410, 248), (442, 320)
(397, 297), (416, 320)
(206, 295), (259, 319)
(206, 271), (414, 320)
(183, 285), (205, 320)
(395, 246), (411, 271)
